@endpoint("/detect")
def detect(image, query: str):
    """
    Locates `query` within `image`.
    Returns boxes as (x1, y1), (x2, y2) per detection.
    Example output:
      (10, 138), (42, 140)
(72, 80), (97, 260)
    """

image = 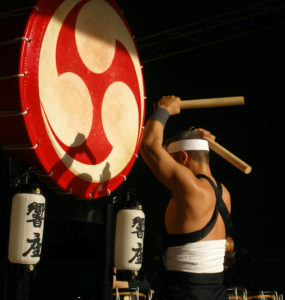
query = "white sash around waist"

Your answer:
(165, 239), (226, 274)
